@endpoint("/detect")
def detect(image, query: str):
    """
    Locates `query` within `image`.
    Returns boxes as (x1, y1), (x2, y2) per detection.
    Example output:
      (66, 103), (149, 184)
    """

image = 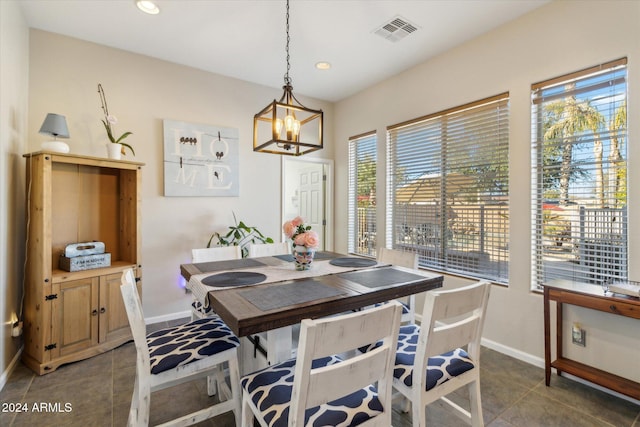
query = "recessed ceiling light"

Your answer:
(315, 62), (331, 70)
(136, 0), (160, 15)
